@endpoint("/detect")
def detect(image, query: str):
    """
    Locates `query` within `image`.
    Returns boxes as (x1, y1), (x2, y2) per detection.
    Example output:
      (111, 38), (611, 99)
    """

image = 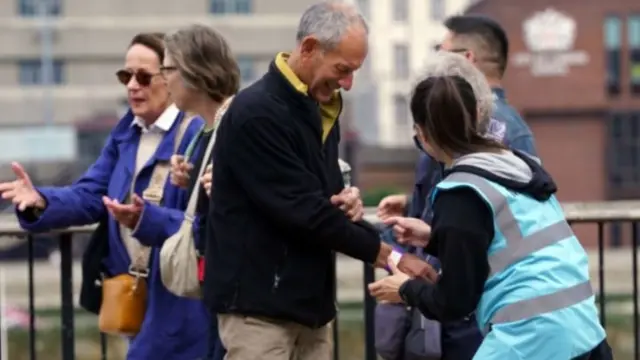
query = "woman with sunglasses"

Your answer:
(368, 74), (611, 360)
(1, 32), (210, 360)
(123, 24), (240, 360)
